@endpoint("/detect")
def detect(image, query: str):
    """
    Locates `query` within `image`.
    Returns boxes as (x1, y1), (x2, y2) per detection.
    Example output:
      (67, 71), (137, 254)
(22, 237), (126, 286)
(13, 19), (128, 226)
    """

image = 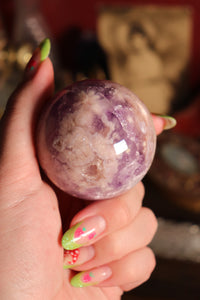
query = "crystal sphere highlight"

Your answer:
(36, 79), (156, 200)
